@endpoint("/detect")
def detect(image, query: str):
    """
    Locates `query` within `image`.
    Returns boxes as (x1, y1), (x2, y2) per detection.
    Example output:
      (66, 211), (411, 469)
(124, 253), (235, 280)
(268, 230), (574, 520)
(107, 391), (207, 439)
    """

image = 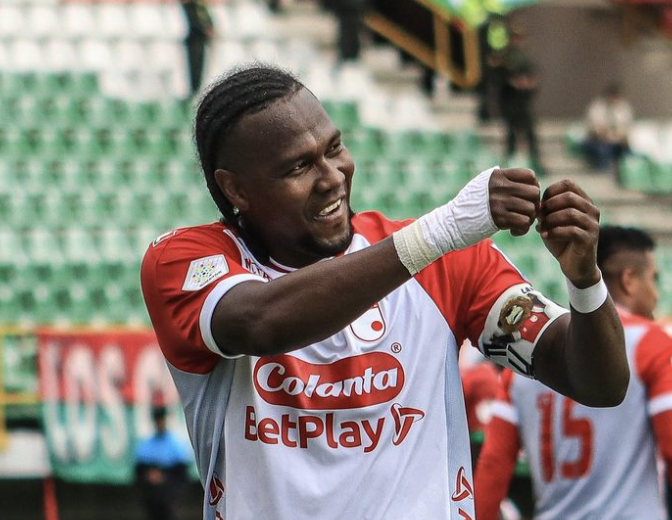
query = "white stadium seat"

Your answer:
(8, 39), (45, 72)
(0, 5), (26, 39)
(61, 3), (98, 39)
(78, 39), (114, 72)
(25, 4), (61, 39)
(128, 2), (165, 39)
(44, 39), (79, 71)
(96, 3), (131, 40)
